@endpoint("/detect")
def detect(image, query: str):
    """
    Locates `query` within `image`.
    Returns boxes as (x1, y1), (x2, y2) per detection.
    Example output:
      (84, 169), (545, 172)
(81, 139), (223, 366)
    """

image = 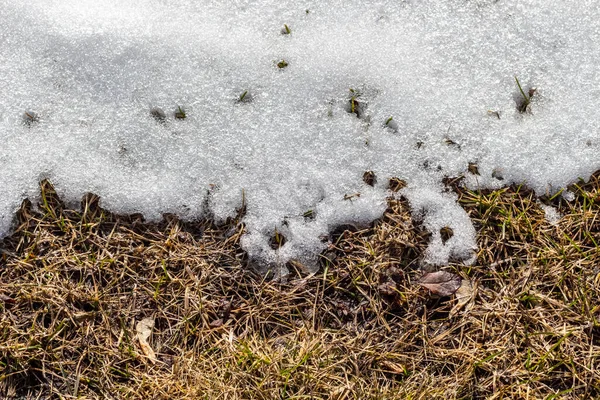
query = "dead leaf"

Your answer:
(418, 270), (461, 297)
(381, 360), (408, 375)
(136, 317), (156, 363)
(450, 278), (474, 317)
(209, 318), (224, 328)
(0, 294), (15, 303)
